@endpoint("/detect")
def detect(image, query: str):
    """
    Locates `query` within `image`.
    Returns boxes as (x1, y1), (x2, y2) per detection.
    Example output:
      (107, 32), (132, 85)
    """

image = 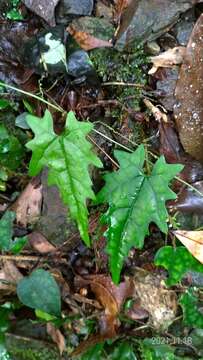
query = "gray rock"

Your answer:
(173, 10), (195, 45)
(70, 16), (114, 40)
(56, 0), (94, 24)
(22, 0), (60, 26)
(146, 41), (160, 55)
(115, 0), (197, 50)
(35, 169), (79, 250)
